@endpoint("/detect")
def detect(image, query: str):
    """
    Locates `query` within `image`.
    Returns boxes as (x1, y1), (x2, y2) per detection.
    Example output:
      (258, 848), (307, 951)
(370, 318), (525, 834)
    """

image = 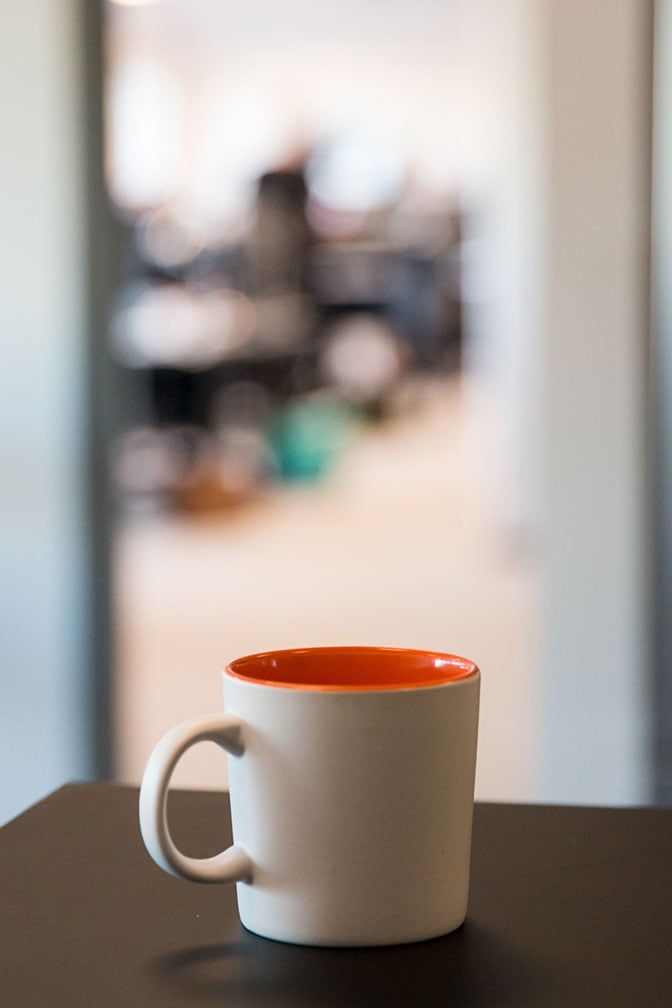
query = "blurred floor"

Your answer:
(113, 373), (539, 802)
